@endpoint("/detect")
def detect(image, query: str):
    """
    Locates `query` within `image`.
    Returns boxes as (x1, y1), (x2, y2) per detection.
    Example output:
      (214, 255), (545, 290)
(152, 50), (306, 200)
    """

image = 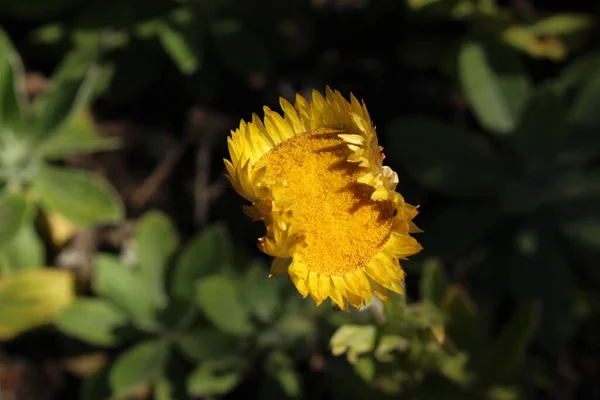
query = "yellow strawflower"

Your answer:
(224, 87), (422, 310)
